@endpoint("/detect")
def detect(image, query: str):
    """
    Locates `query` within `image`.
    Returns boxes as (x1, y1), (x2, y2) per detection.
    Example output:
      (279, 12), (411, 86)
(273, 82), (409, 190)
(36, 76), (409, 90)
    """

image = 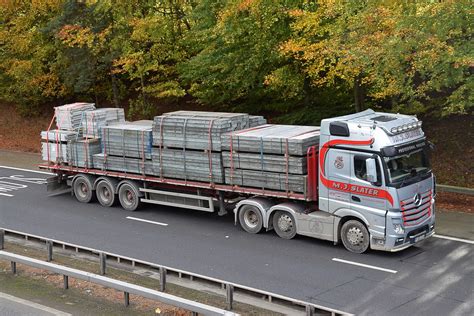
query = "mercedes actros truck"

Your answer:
(42, 109), (435, 253)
